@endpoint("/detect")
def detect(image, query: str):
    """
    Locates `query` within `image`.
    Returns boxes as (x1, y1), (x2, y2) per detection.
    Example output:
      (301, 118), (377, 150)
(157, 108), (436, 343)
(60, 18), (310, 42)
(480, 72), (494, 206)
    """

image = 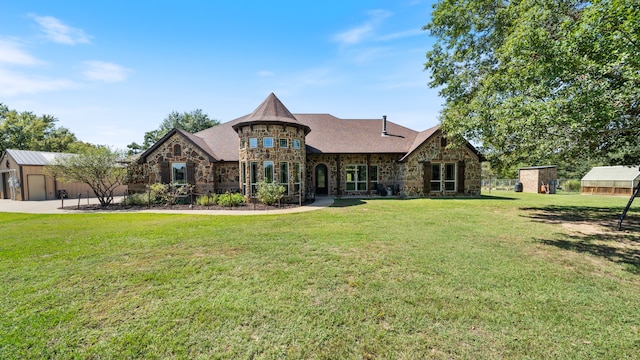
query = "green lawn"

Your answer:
(1, 192), (639, 359)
